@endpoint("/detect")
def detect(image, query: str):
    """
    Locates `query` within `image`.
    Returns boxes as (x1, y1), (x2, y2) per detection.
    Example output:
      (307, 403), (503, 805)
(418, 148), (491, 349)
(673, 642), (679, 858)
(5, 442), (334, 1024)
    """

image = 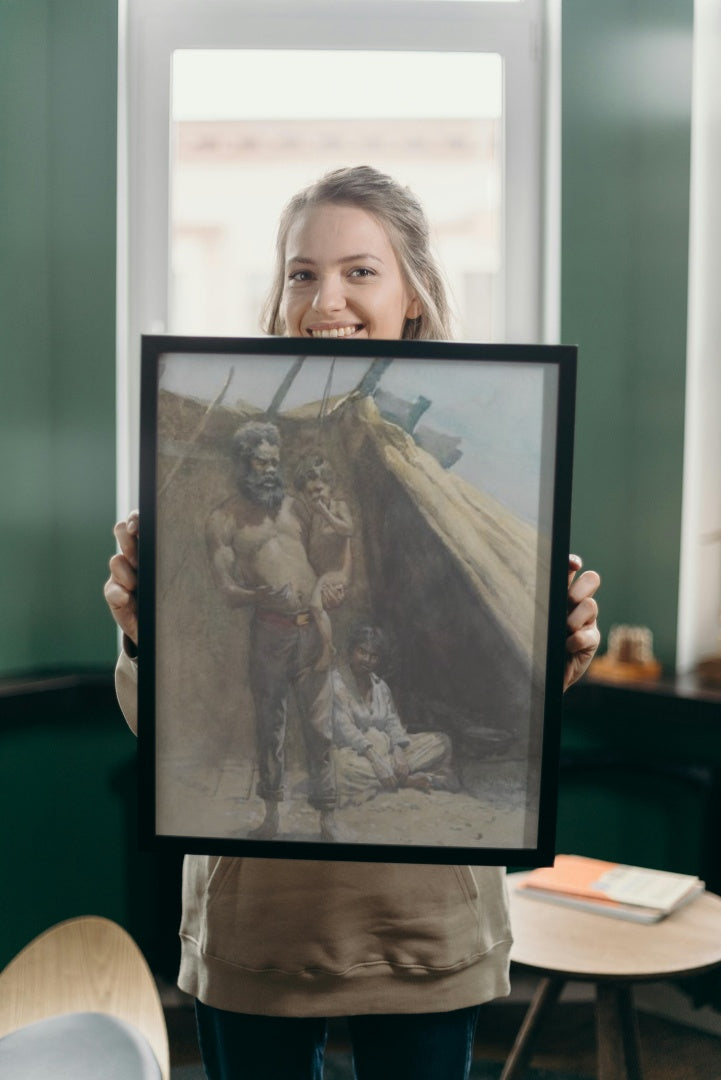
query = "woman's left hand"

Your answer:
(391, 746), (410, 782)
(564, 554), (601, 691)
